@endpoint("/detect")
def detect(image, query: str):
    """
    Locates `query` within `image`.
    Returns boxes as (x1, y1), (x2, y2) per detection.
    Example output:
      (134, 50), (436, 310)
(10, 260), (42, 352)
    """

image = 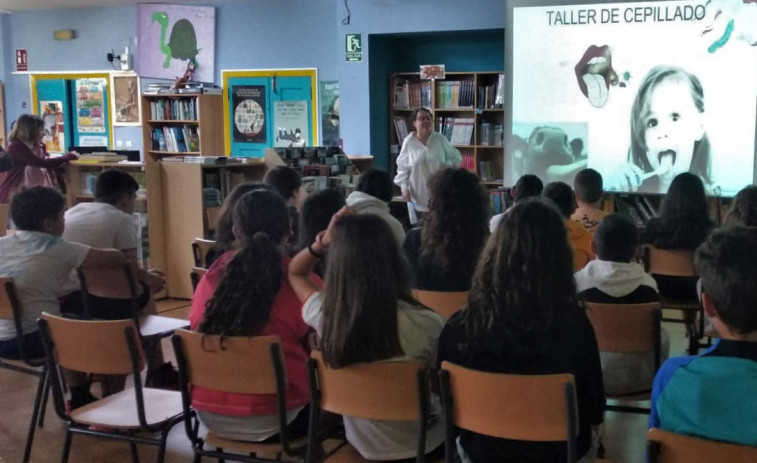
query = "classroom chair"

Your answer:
(647, 428), (757, 462)
(412, 290), (468, 321)
(438, 361), (578, 463)
(642, 245), (706, 354)
(0, 202), (9, 236)
(190, 266), (207, 292)
(37, 313), (184, 463)
(172, 329), (309, 462)
(585, 301), (661, 414)
(0, 277), (50, 463)
(306, 350), (437, 463)
(192, 237), (215, 268)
